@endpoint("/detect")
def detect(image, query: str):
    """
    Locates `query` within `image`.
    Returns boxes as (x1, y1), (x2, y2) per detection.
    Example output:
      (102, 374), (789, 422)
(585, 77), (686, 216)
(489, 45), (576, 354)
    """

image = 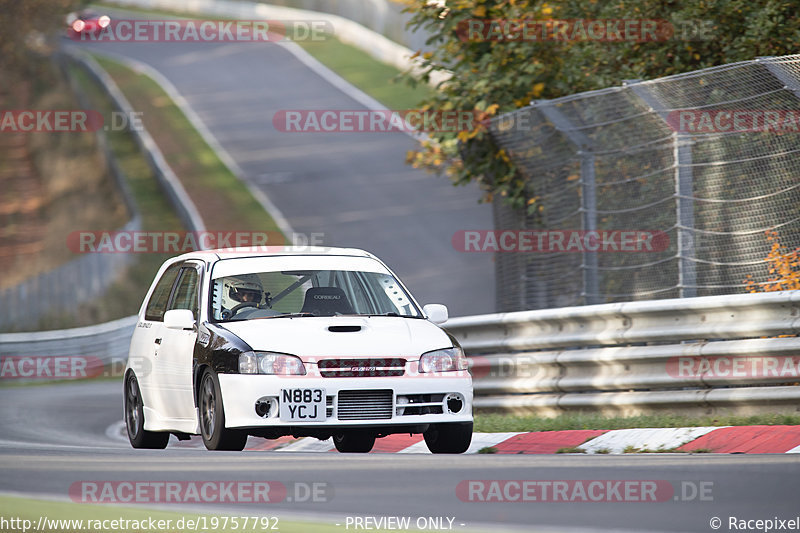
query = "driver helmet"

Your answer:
(221, 274), (263, 310)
